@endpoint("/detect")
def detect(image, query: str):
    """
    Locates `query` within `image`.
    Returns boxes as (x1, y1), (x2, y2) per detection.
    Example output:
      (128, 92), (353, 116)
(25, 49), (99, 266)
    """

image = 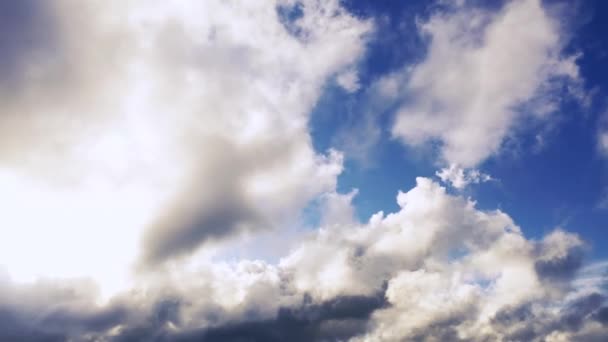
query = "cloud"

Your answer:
(336, 68), (361, 93)
(598, 112), (608, 158)
(599, 131), (608, 157)
(318, 189), (360, 227)
(193, 293), (386, 342)
(0, 0), (371, 287)
(436, 164), (493, 189)
(0, 1), (604, 341)
(388, 0), (580, 167)
(0, 277), (129, 341)
(534, 229), (585, 283)
(0, 178), (605, 340)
